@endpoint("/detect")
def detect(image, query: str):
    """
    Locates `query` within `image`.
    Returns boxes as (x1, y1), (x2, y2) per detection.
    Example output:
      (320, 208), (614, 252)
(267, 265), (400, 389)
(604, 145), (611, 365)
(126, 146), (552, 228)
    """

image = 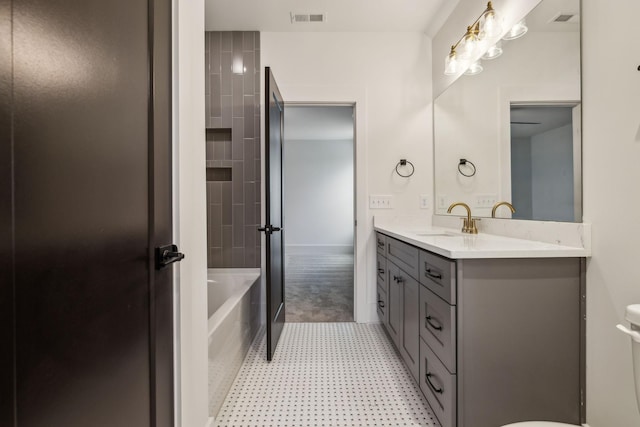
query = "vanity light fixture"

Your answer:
(443, 2), (531, 76)
(443, 1), (503, 76)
